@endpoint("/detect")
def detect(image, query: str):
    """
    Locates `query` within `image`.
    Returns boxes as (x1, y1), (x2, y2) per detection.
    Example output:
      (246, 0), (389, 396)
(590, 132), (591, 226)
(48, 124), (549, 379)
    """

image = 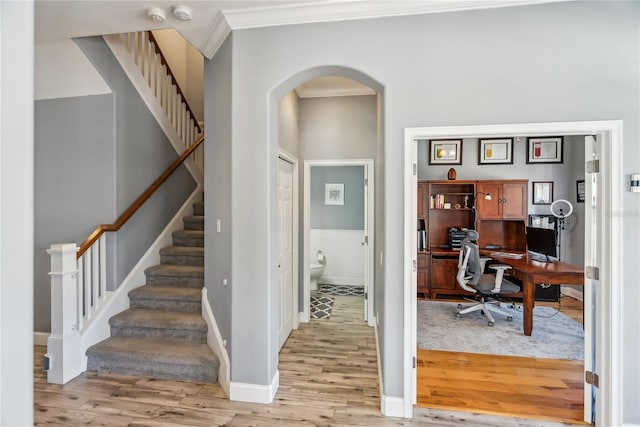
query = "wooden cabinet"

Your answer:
(476, 180), (527, 220)
(417, 252), (430, 298)
(430, 254), (460, 298)
(416, 178), (529, 299)
(426, 181), (476, 249)
(417, 181), (428, 219)
(476, 180), (528, 252)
